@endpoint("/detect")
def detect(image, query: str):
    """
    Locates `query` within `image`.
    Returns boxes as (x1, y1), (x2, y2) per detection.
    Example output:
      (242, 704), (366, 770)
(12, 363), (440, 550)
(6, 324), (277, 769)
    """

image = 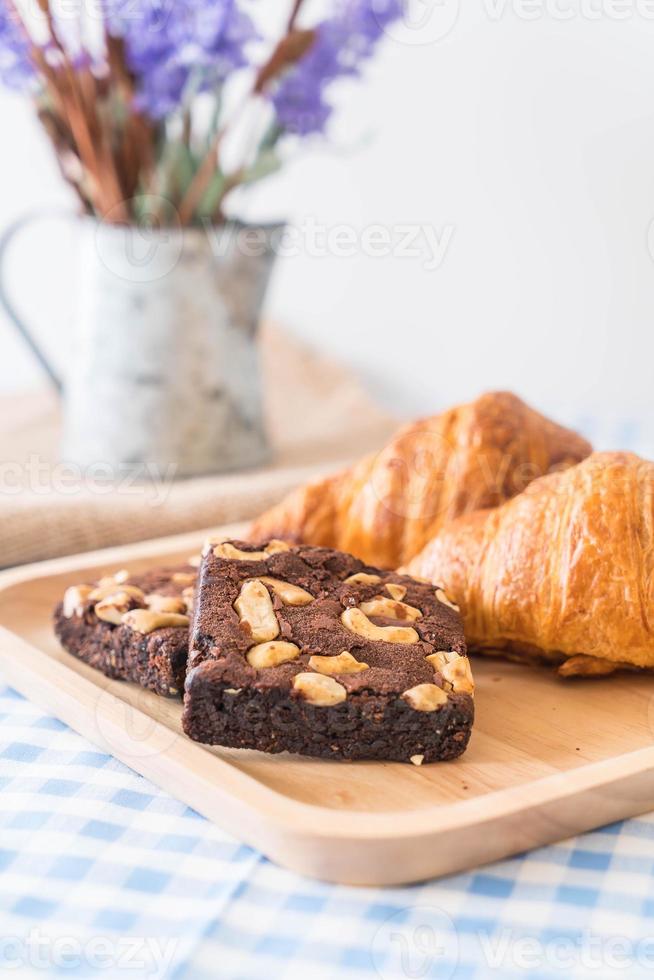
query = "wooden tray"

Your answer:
(1, 526), (654, 886)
